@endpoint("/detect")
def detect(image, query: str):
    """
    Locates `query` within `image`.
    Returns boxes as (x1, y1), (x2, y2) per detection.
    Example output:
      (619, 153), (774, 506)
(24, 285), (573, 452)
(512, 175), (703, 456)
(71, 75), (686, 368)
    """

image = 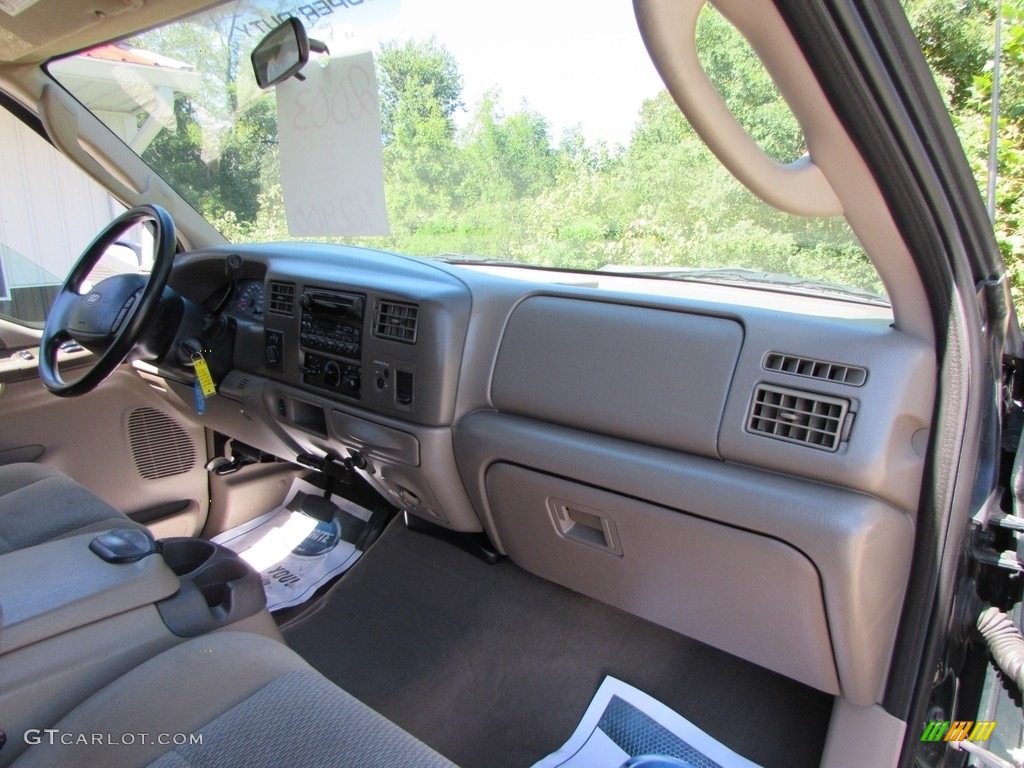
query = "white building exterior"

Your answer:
(0, 45), (198, 320)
